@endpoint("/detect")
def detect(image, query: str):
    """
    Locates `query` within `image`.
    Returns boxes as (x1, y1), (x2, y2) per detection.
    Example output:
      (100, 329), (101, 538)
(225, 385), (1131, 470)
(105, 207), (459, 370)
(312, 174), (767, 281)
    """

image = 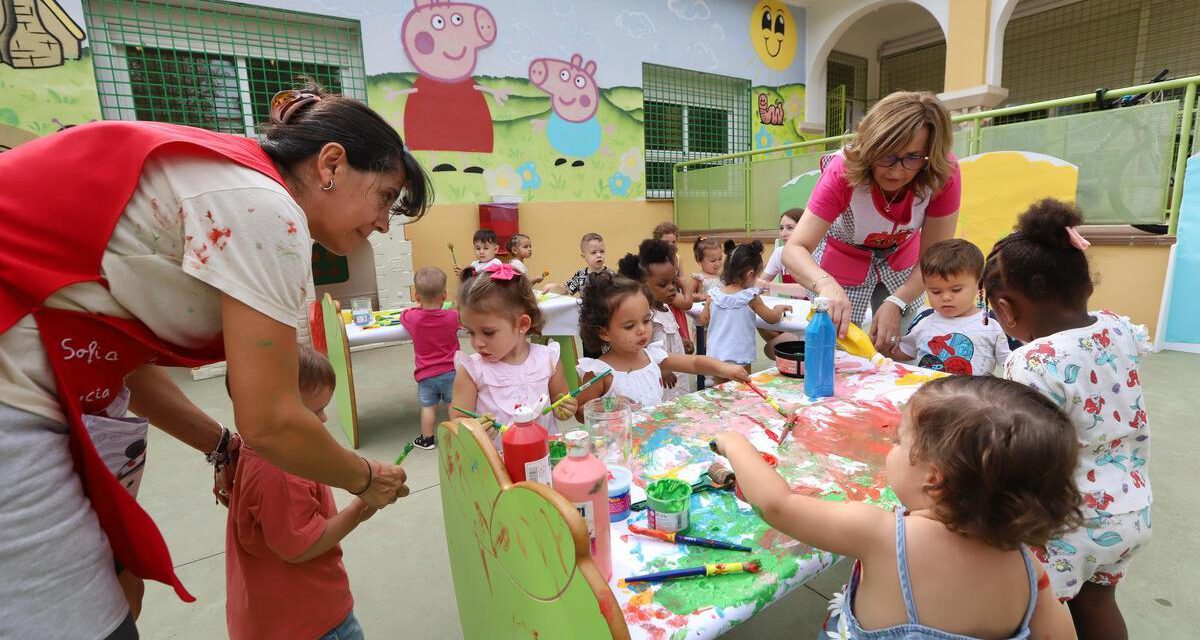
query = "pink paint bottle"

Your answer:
(552, 430), (612, 582)
(502, 400), (552, 486)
